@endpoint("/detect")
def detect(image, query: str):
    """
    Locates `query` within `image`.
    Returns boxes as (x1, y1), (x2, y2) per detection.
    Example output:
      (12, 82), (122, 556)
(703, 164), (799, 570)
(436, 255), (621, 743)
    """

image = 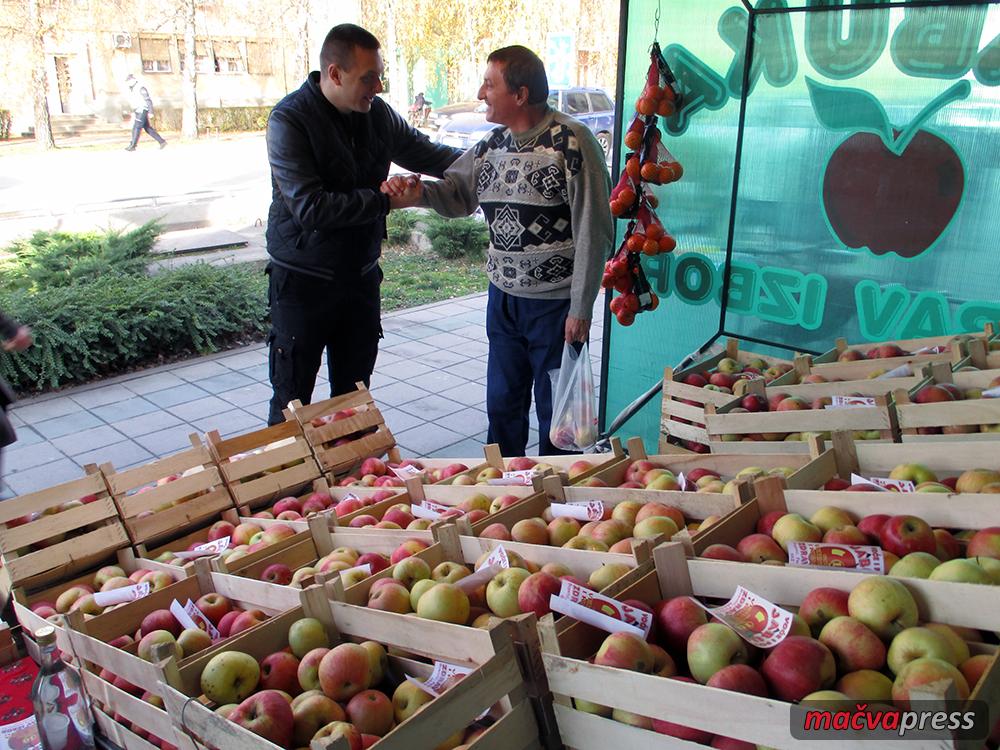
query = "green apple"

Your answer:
(928, 558), (993, 585)
(415, 582), (470, 624)
(686, 623), (749, 684)
(200, 651), (260, 704)
(888, 463), (937, 485)
(889, 552), (941, 580)
(847, 577), (918, 640)
(485, 567), (531, 617)
(809, 507), (855, 534)
(408, 578), (437, 611)
(887, 627), (956, 674)
(771, 513), (822, 551)
(288, 617), (329, 658)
